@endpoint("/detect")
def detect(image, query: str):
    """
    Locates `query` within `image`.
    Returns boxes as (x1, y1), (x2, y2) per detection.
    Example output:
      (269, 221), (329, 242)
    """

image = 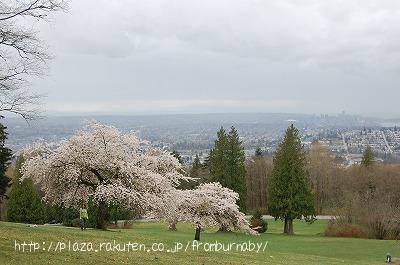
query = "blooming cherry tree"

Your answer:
(157, 182), (255, 240)
(22, 122), (187, 229)
(151, 189), (187, 231)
